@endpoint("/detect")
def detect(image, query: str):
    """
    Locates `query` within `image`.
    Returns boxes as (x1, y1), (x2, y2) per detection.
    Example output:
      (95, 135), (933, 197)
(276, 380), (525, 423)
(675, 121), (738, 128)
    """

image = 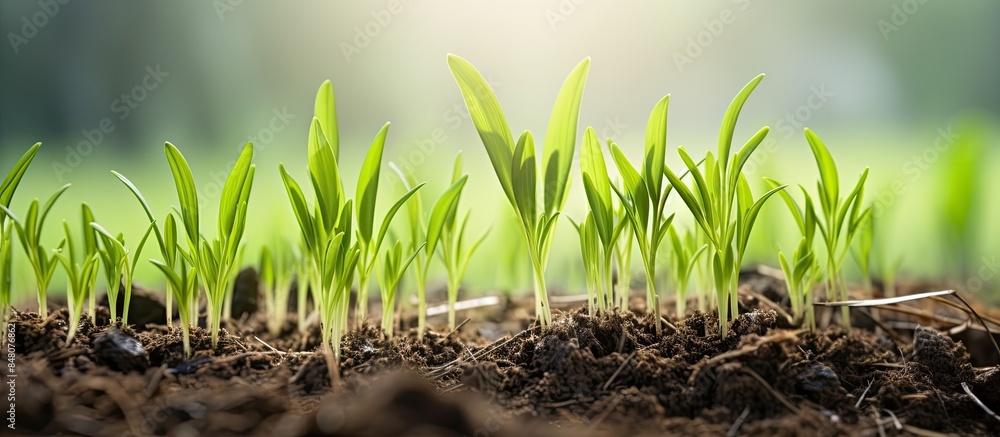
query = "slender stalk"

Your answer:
(531, 261), (552, 328)
(643, 264), (661, 336)
(356, 273), (370, 325)
(165, 285), (173, 327)
(416, 278), (427, 338)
